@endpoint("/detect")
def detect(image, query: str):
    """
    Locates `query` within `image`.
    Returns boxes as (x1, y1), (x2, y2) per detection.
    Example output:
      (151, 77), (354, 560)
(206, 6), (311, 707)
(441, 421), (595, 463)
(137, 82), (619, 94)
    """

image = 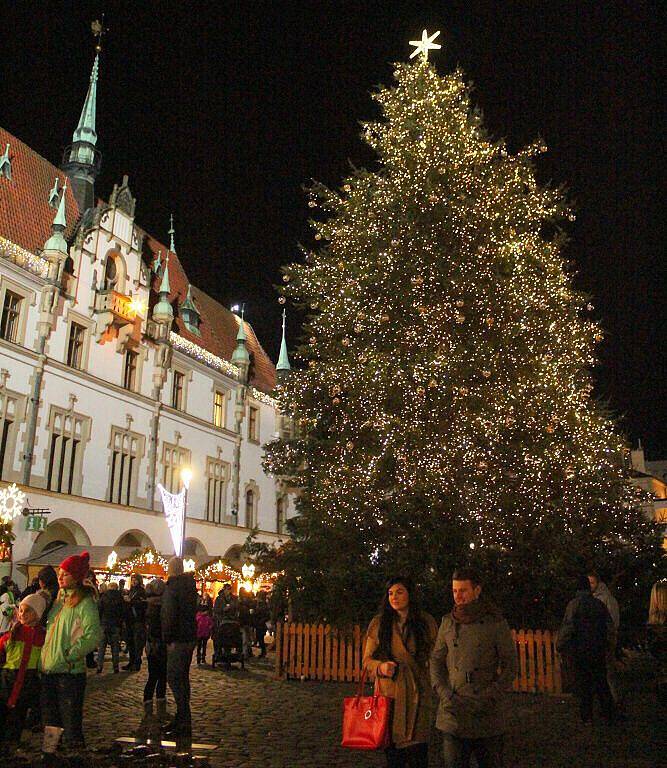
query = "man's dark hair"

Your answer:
(452, 568), (482, 587)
